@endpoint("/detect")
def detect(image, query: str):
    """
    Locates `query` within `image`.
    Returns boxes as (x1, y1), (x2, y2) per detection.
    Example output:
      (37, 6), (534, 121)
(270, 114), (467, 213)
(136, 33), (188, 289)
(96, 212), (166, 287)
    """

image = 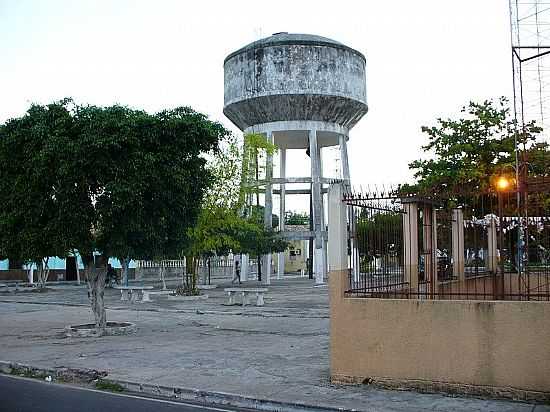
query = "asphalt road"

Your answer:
(0, 375), (251, 412)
